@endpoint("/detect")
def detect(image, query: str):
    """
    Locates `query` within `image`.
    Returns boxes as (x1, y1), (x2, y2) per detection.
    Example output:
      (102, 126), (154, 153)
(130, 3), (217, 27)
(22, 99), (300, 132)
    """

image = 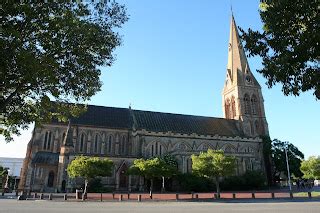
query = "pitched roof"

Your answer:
(52, 104), (246, 137)
(31, 152), (59, 165)
(133, 110), (244, 137)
